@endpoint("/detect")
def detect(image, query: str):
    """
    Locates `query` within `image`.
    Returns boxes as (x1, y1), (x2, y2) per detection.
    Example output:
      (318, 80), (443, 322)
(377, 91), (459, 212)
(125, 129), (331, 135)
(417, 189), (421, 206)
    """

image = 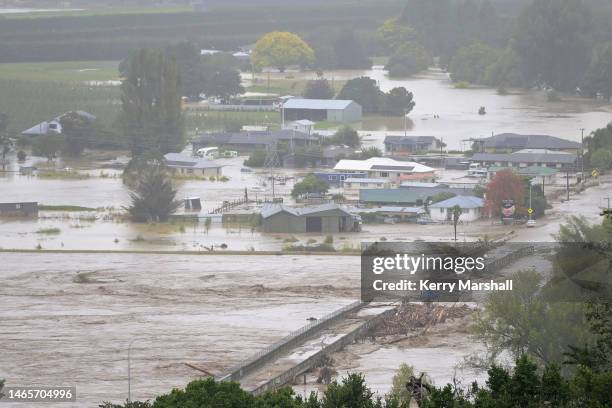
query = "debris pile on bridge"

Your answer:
(375, 303), (472, 336)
